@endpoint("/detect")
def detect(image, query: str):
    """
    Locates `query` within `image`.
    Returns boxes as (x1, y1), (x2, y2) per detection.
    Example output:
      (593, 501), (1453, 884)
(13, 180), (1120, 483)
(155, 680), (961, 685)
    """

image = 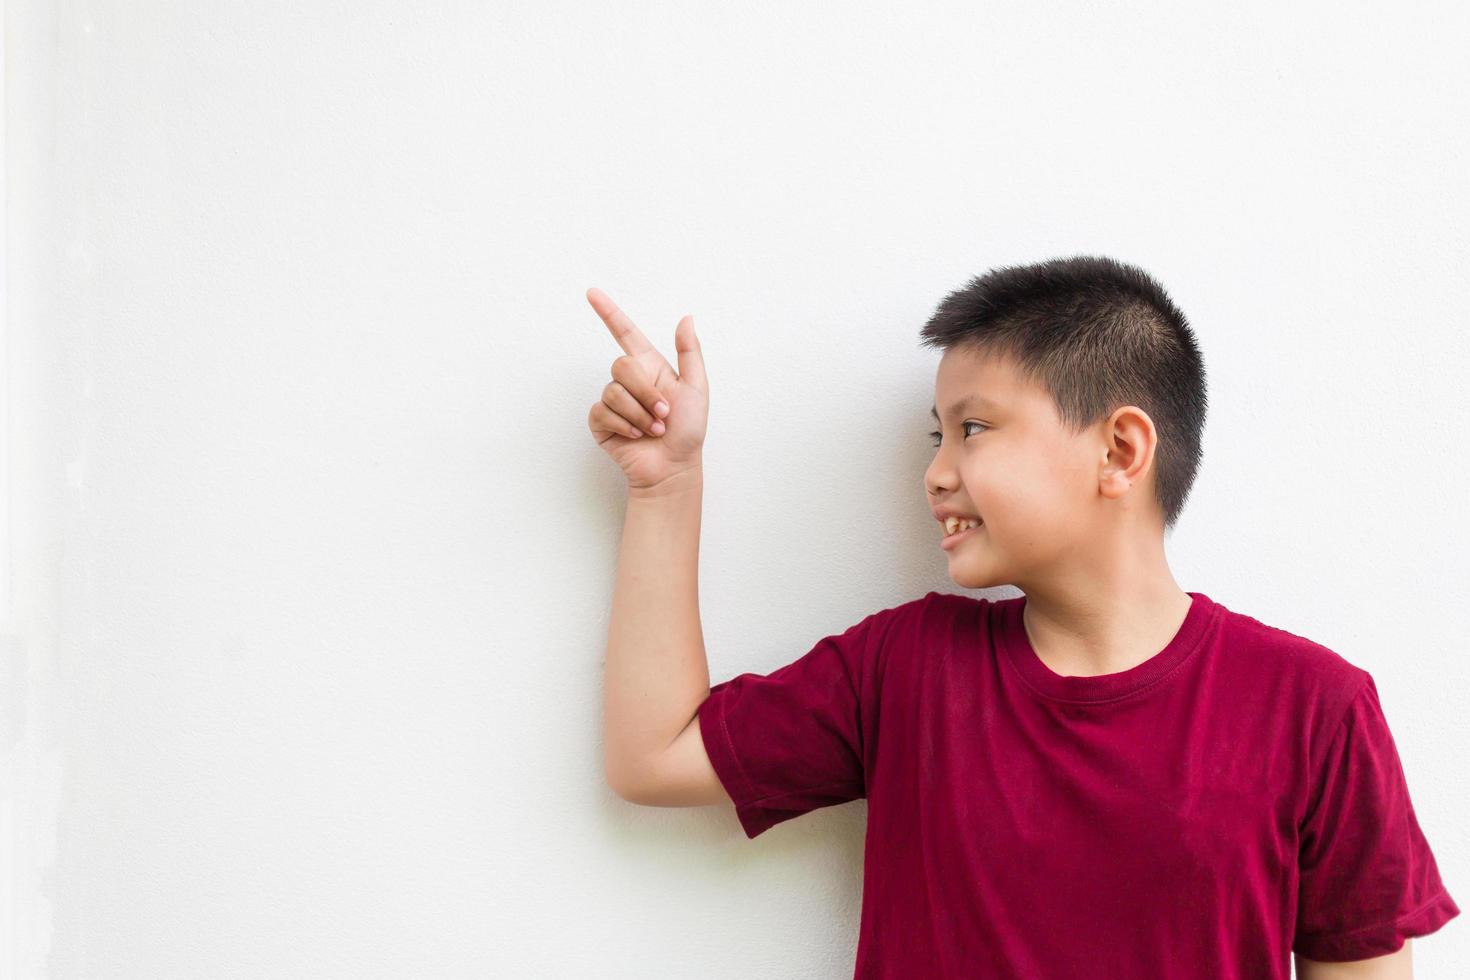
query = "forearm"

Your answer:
(602, 461), (710, 795)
